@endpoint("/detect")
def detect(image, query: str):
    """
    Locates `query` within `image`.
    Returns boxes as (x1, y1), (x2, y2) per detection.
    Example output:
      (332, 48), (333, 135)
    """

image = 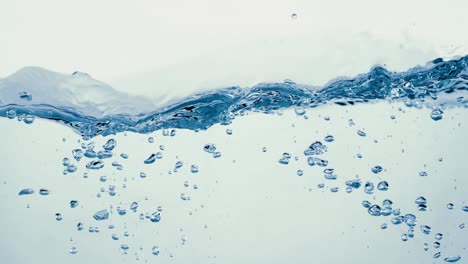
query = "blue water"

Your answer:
(0, 56), (466, 139)
(0, 56), (467, 263)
